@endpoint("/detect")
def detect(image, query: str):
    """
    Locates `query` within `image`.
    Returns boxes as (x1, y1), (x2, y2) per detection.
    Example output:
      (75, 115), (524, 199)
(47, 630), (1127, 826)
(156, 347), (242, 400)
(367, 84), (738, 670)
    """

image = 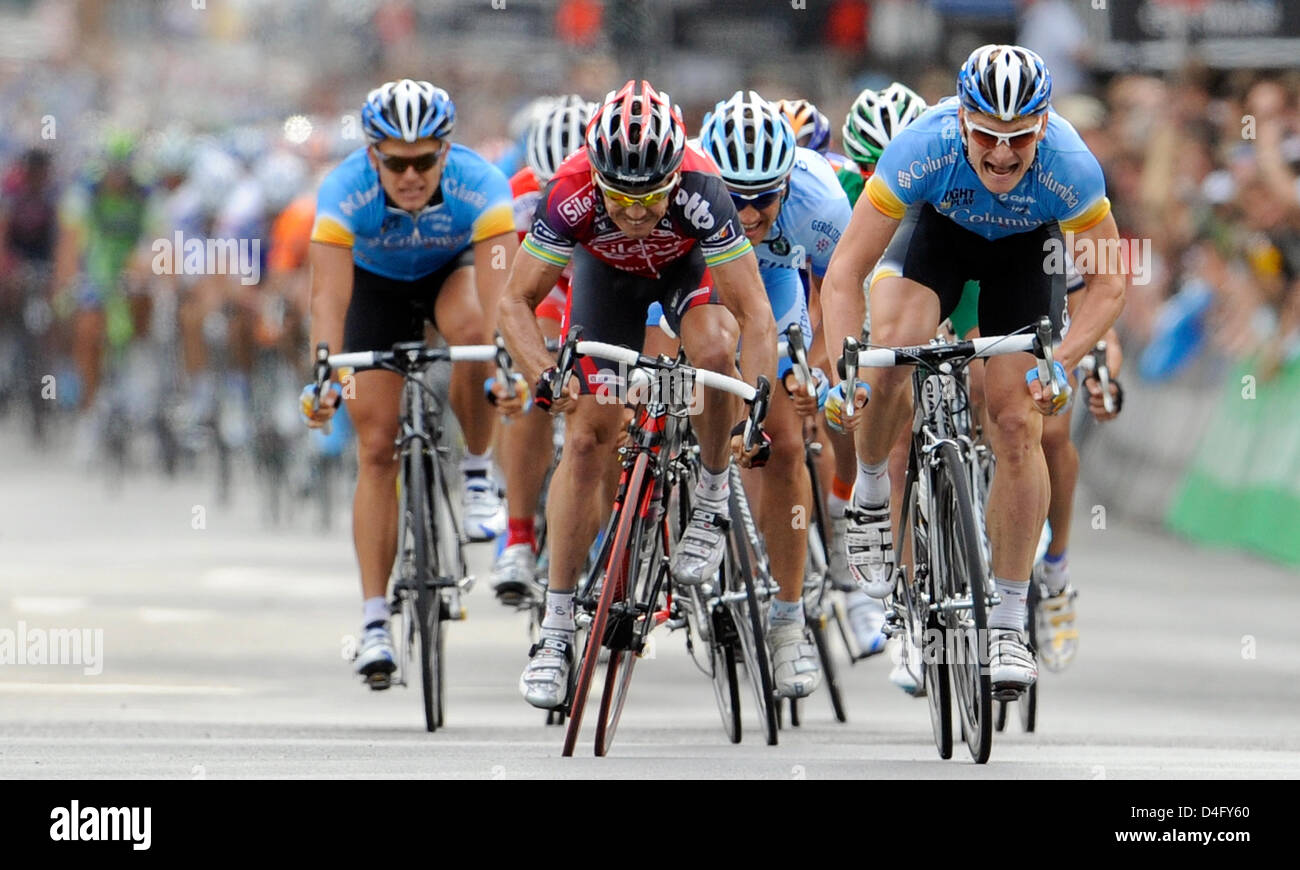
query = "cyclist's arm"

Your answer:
(307, 241), (354, 359)
(711, 249), (777, 390)
(472, 230), (518, 332)
(1055, 212), (1125, 371)
(499, 246), (565, 385)
(819, 196), (899, 372)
